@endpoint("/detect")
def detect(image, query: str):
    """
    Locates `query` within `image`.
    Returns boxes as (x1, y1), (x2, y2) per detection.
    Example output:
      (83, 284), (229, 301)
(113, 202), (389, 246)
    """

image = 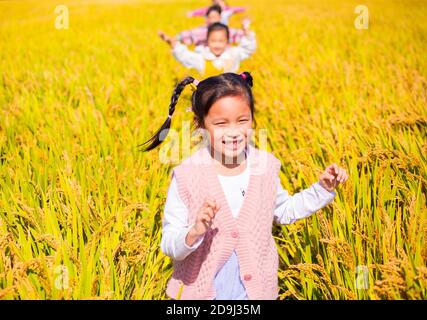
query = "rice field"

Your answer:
(0, 0), (426, 300)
